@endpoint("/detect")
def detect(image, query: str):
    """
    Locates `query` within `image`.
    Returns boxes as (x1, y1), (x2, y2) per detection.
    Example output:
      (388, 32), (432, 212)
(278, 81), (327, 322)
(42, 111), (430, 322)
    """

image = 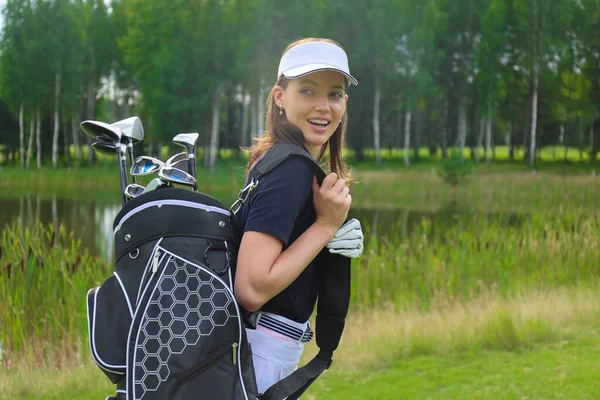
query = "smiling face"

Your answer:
(273, 70), (349, 158)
